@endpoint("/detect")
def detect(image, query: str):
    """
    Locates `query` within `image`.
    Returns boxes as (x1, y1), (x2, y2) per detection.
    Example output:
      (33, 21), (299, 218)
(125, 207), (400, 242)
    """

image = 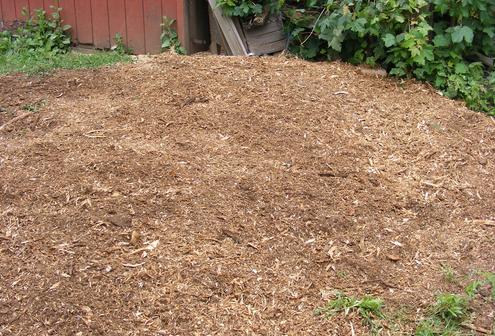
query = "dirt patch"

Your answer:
(1, 54), (494, 335)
